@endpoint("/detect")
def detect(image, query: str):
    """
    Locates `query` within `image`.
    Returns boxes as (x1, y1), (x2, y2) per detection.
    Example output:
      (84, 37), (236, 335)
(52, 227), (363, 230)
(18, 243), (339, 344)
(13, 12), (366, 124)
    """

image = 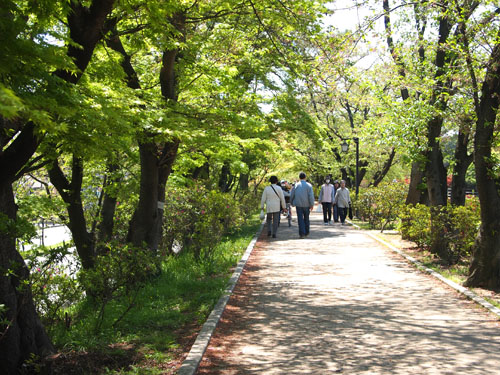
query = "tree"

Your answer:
(381, 0), (481, 208)
(0, 0), (116, 372)
(118, 0), (332, 249)
(465, 12), (500, 289)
